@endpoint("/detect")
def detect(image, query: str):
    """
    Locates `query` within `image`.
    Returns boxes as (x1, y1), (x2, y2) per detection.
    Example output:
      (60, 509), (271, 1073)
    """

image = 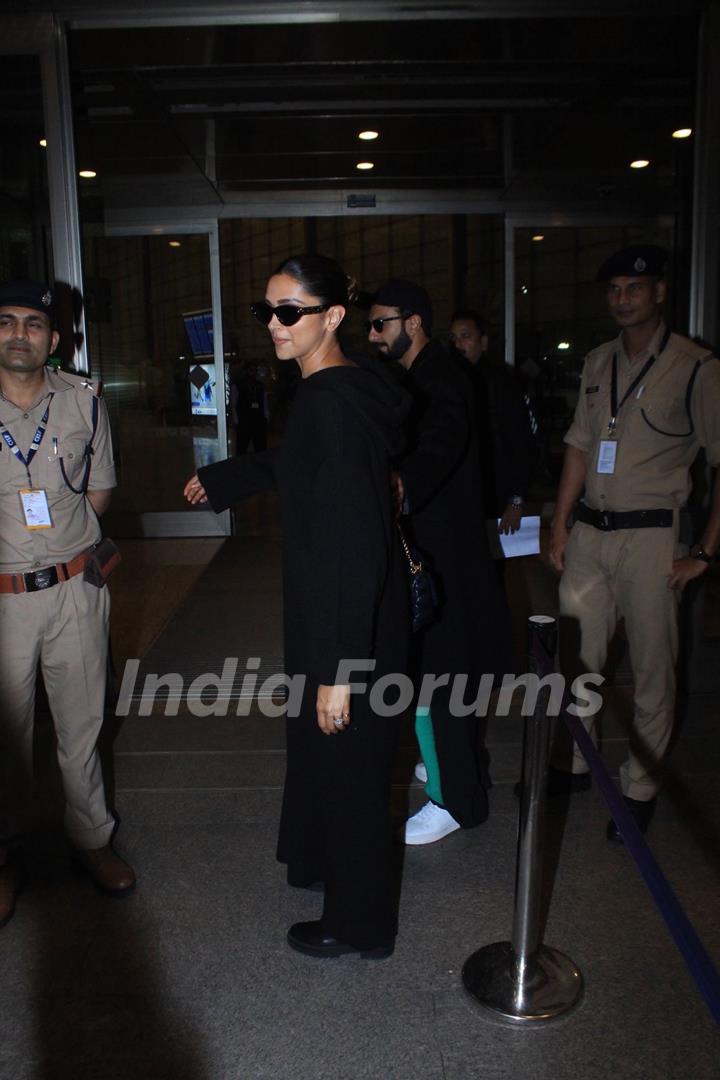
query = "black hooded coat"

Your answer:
(199, 363), (410, 949)
(398, 340), (517, 828)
